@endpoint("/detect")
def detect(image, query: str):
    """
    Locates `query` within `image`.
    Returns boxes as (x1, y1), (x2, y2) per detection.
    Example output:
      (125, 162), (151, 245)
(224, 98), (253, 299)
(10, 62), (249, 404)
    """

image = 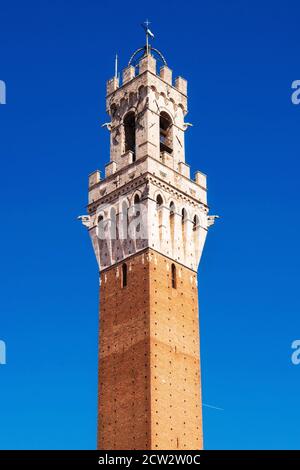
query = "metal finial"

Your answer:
(142, 19), (155, 55)
(128, 22), (166, 67)
(114, 53), (118, 79)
